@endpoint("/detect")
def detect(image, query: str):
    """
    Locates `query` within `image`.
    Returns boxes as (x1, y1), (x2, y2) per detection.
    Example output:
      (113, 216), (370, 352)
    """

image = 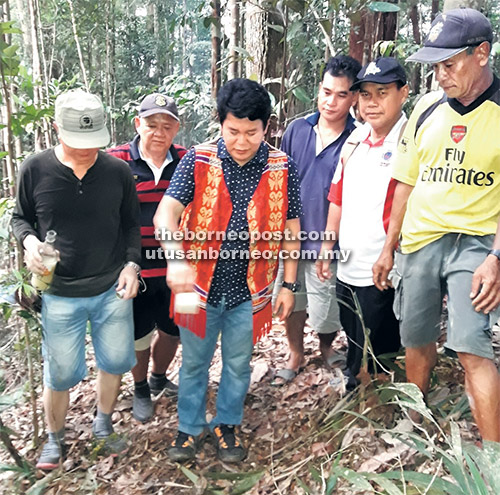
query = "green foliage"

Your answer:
(299, 382), (500, 494)
(0, 21), (22, 79)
